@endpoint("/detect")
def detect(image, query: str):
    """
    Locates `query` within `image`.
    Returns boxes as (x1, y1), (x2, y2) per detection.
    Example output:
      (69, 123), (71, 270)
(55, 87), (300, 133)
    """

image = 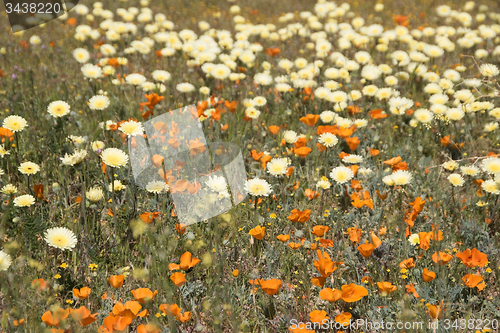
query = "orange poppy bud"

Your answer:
(73, 287), (91, 300)
(107, 275), (125, 289)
